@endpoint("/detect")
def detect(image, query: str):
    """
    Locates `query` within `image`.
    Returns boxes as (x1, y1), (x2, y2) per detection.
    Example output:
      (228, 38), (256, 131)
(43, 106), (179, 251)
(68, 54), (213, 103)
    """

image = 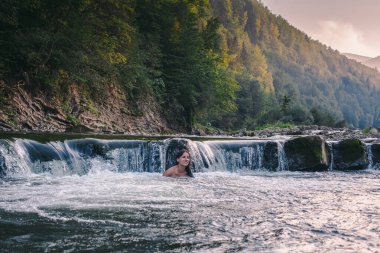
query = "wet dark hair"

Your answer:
(176, 149), (194, 177)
